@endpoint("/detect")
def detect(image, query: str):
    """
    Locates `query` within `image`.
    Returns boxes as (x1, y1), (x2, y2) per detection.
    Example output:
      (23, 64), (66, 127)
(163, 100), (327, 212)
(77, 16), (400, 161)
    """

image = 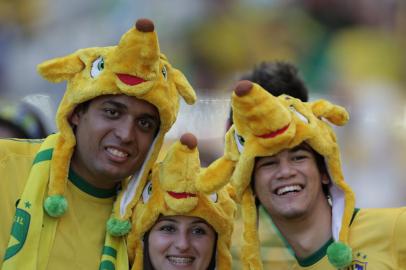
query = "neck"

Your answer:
(272, 199), (332, 259)
(70, 156), (120, 190)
